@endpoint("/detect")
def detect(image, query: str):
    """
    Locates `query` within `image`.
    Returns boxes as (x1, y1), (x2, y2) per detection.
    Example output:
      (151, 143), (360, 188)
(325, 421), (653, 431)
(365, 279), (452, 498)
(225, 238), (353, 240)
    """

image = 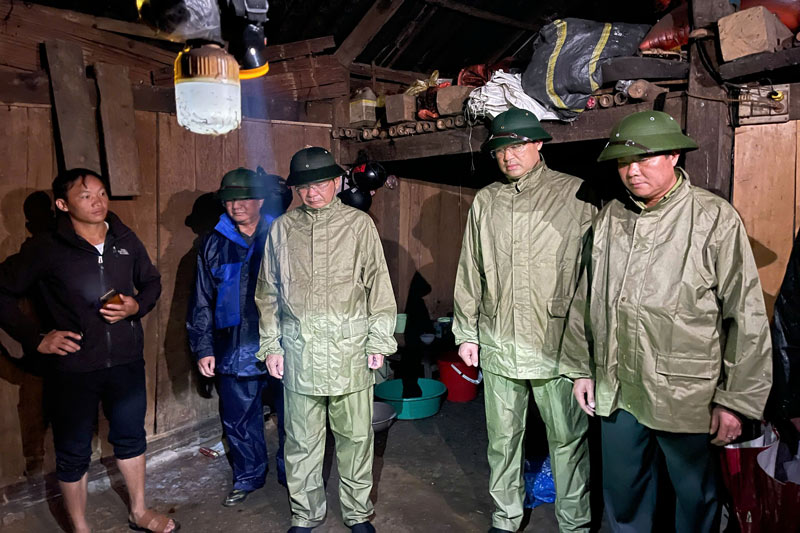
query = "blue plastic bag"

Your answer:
(524, 456), (556, 508)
